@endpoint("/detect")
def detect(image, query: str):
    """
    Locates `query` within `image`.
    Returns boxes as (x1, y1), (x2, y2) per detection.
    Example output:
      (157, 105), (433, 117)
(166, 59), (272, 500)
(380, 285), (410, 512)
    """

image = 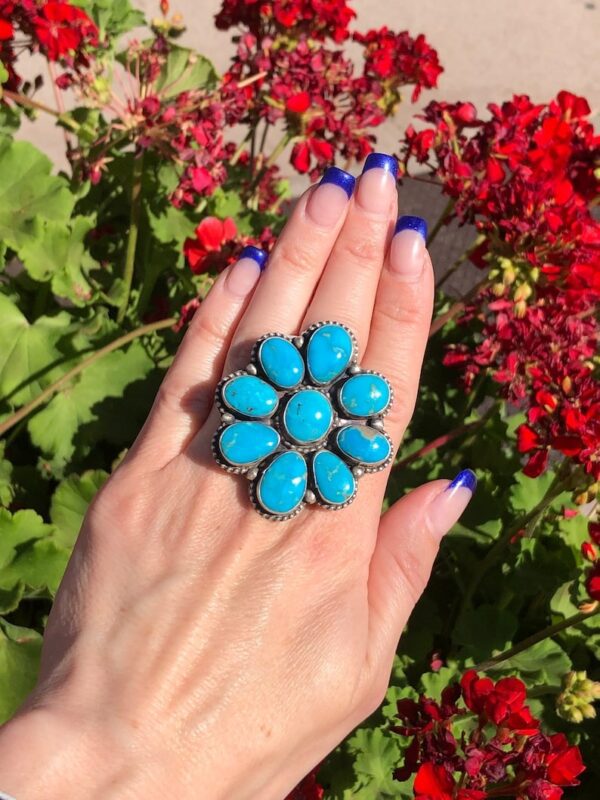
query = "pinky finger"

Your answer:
(127, 247), (267, 469)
